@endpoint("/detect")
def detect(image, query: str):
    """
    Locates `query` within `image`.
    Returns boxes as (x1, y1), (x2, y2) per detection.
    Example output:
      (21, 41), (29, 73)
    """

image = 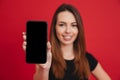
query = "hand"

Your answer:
(22, 32), (52, 71)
